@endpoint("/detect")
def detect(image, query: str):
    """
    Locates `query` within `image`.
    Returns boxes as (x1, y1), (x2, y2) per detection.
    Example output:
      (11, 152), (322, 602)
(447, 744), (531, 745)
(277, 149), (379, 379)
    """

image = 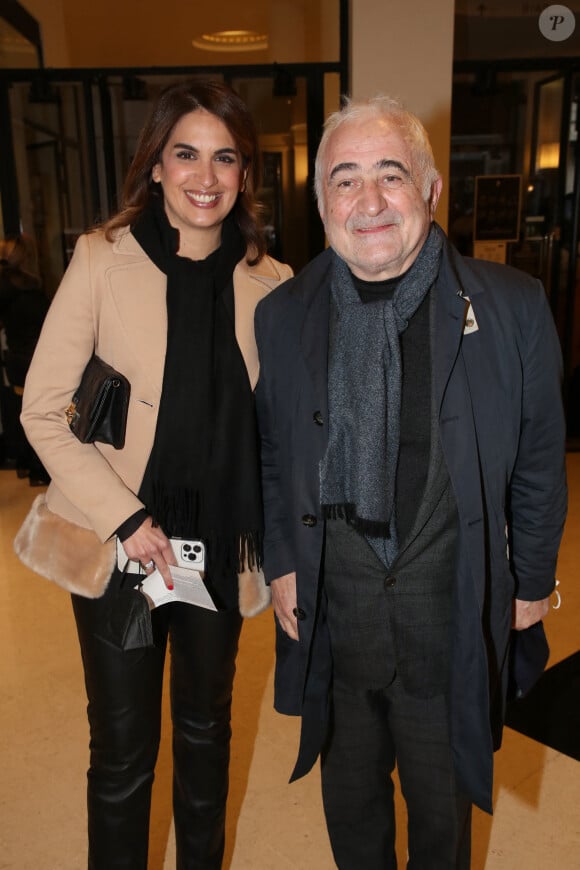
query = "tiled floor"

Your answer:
(1, 458), (578, 869)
